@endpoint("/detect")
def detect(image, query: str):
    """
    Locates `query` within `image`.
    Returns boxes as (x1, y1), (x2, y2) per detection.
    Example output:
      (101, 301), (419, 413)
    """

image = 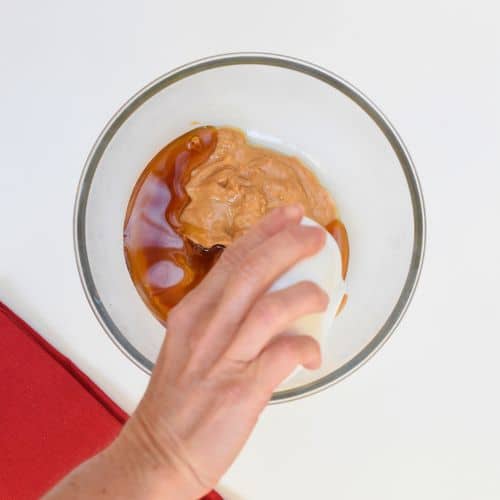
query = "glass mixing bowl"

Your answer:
(74, 53), (425, 403)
